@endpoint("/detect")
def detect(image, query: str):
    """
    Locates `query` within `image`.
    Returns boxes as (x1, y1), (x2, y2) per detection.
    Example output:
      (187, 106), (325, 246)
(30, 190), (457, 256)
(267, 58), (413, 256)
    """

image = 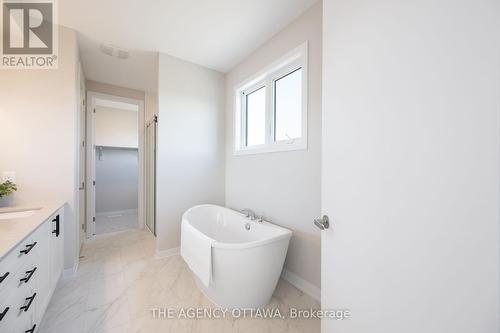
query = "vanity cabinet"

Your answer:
(48, 213), (64, 292)
(0, 207), (64, 333)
